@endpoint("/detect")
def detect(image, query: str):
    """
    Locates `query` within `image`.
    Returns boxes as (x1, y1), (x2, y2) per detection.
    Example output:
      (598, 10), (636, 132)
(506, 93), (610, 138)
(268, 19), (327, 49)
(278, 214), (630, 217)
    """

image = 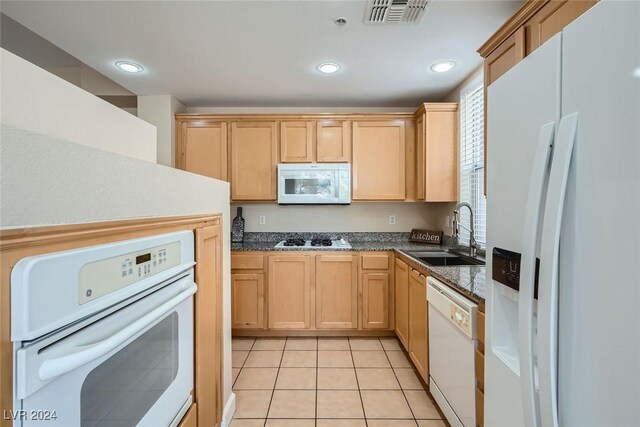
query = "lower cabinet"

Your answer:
(408, 268), (429, 382)
(231, 273), (264, 329)
(316, 254), (358, 329)
(394, 258), (410, 349)
(230, 251), (394, 333)
(178, 403), (197, 427)
(268, 255), (312, 329)
(361, 272), (390, 329)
